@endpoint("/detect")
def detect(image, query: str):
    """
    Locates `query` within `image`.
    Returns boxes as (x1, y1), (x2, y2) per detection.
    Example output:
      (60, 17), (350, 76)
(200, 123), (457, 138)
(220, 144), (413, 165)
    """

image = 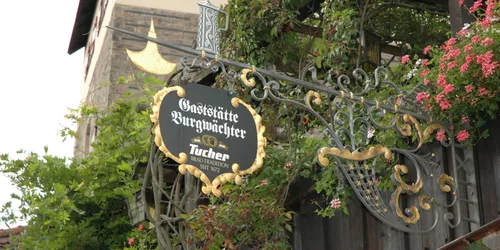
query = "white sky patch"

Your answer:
(0, 0), (84, 228)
